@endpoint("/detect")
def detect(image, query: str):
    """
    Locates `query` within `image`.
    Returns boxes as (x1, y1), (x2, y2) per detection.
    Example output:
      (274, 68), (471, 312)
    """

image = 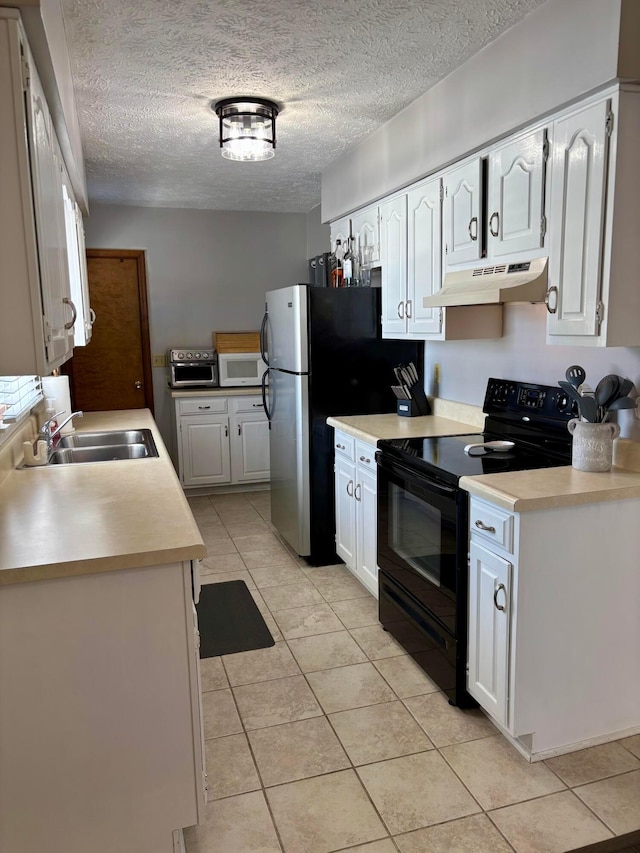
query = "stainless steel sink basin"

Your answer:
(59, 429), (153, 448)
(48, 443), (154, 464)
